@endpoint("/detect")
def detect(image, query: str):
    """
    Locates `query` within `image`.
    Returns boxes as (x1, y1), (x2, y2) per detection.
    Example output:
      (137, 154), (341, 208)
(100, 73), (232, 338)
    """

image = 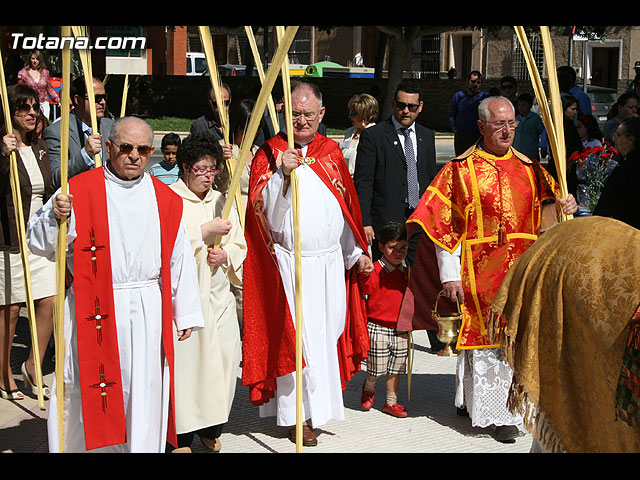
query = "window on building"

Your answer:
(187, 28), (202, 52)
(288, 26), (312, 65)
(411, 34), (441, 79)
(513, 32), (544, 81)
